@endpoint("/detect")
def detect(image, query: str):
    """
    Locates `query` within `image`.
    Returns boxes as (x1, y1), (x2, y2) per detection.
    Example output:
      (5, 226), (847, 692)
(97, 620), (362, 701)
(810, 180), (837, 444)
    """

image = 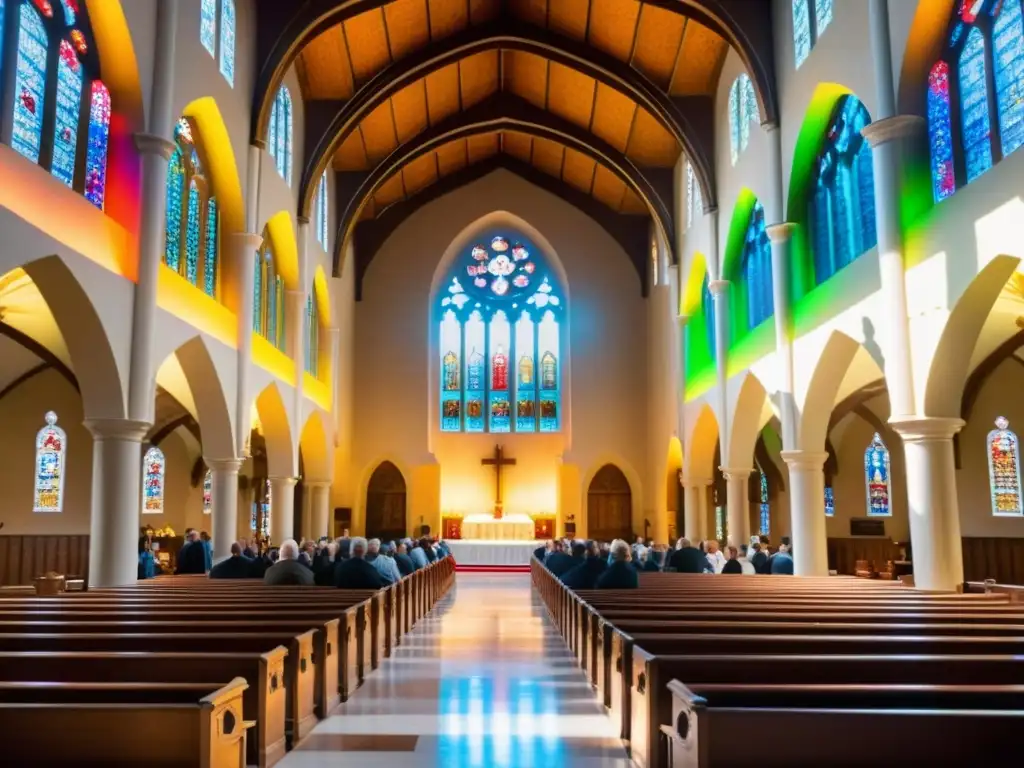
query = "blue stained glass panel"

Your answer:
(927, 61), (956, 202)
(792, 0), (811, 67)
(13, 4), (48, 164)
(988, 417), (1023, 515)
(219, 0), (235, 86)
(284, 90), (293, 185)
(268, 272), (278, 346)
(186, 183), (201, 284)
(812, 183), (832, 282)
(759, 471), (770, 536)
(993, 0), (1024, 159)
(252, 254), (262, 333)
(85, 81), (111, 209)
(317, 172), (329, 248)
(200, 0), (216, 56)
(728, 79), (739, 165)
(815, 0), (833, 36)
(60, 0), (76, 25)
(824, 486), (835, 517)
(204, 197), (218, 297)
(275, 278), (285, 350)
(268, 100), (278, 164)
(864, 433), (892, 517)
(164, 151), (184, 270)
(142, 447), (165, 514)
(52, 40), (83, 187)
(702, 275), (716, 360)
(0, 2), (5, 102)
(33, 412), (66, 512)
(686, 163), (695, 228)
(739, 75), (757, 153)
(959, 27), (994, 182)
(741, 201), (772, 329)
